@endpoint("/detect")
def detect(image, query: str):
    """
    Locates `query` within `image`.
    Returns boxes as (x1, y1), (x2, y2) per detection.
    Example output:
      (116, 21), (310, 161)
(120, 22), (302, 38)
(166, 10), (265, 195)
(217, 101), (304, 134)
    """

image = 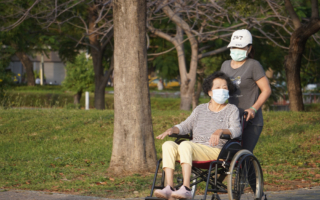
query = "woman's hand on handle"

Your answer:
(156, 128), (173, 140)
(209, 129), (223, 146)
(244, 108), (255, 121)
